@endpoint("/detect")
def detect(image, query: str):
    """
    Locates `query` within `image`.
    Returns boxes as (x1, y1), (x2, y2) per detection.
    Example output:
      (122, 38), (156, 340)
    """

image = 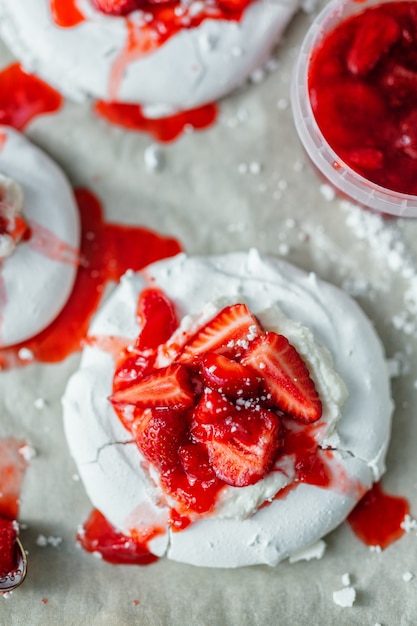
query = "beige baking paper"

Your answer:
(1, 3), (417, 624)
